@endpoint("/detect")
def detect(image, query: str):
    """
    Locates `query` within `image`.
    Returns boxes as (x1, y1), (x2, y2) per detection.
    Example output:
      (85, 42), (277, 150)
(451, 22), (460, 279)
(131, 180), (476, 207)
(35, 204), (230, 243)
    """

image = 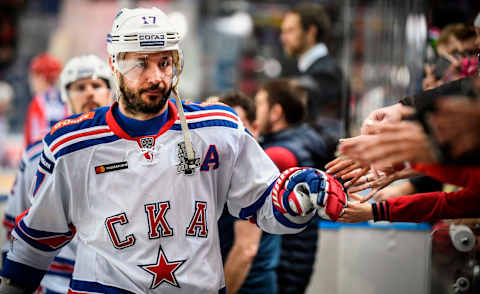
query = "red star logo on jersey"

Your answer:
(139, 246), (186, 289)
